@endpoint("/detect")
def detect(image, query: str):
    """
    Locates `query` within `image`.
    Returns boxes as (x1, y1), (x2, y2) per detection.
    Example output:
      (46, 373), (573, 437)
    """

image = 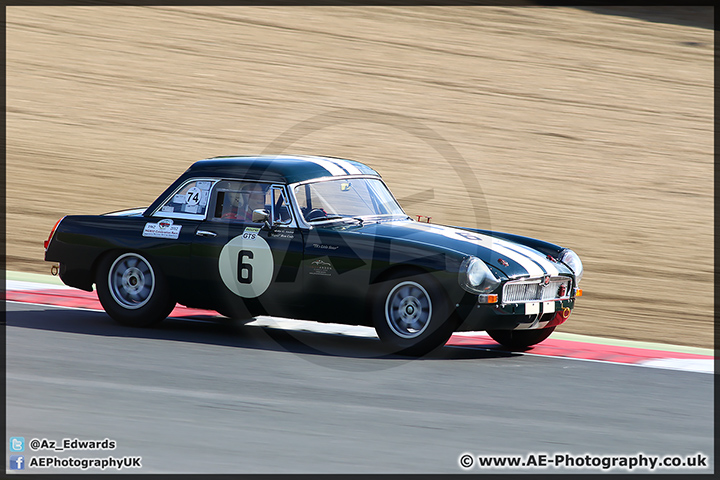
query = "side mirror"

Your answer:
(252, 209), (272, 230)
